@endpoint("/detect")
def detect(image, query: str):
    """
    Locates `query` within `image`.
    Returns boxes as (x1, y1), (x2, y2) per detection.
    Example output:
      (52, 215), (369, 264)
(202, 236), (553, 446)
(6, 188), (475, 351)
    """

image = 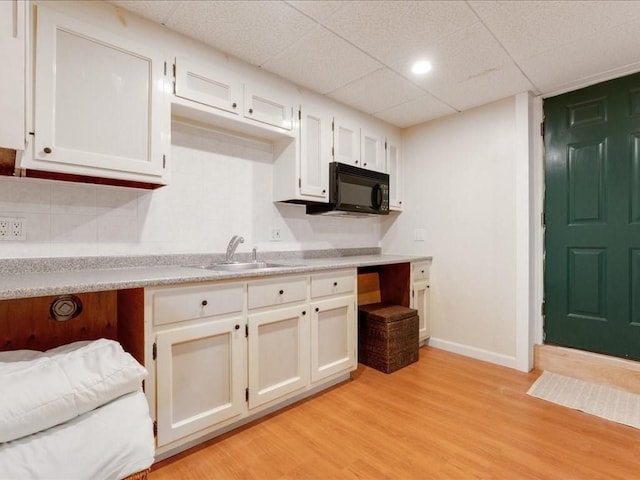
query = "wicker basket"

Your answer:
(123, 468), (150, 480)
(358, 303), (419, 374)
